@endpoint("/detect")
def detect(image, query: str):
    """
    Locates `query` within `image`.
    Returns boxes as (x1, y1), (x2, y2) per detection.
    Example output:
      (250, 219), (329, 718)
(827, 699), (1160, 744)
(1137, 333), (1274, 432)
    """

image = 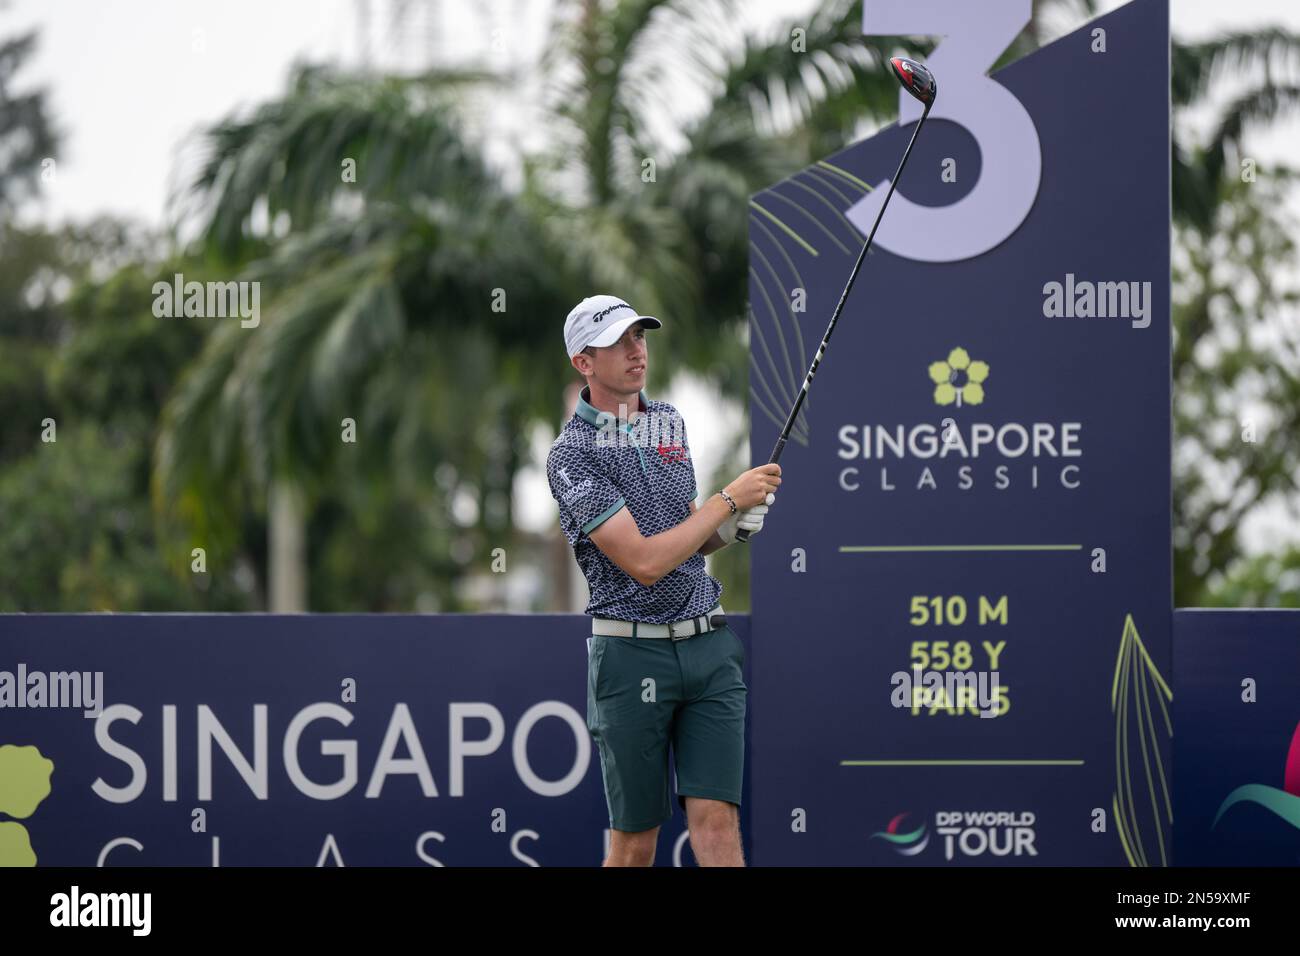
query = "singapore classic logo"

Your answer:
(837, 346), (1082, 494)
